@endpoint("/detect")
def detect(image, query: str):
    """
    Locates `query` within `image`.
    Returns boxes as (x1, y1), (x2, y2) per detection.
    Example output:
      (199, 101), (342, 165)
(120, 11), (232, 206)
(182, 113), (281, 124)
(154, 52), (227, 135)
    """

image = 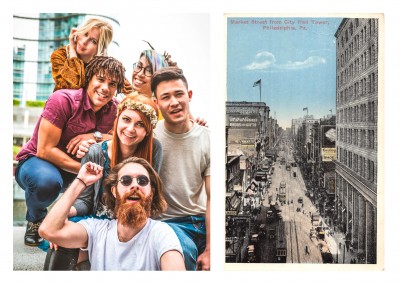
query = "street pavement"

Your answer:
(256, 145), (359, 264)
(323, 221), (359, 264)
(13, 225), (46, 271)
